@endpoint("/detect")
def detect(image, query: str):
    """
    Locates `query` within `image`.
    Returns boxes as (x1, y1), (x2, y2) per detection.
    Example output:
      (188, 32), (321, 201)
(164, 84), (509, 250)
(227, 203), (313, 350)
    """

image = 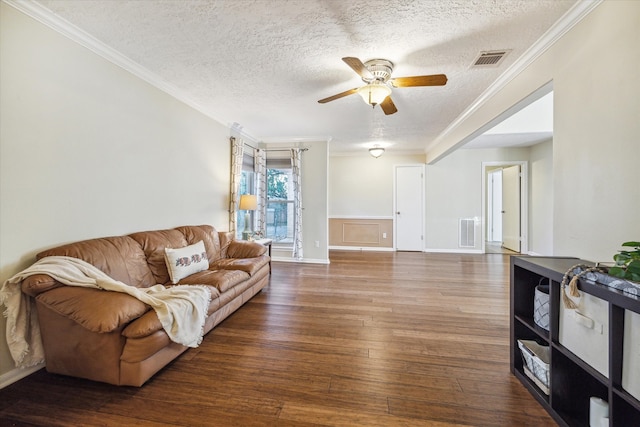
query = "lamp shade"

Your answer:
(239, 194), (257, 210)
(357, 82), (391, 105)
(369, 146), (385, 158)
